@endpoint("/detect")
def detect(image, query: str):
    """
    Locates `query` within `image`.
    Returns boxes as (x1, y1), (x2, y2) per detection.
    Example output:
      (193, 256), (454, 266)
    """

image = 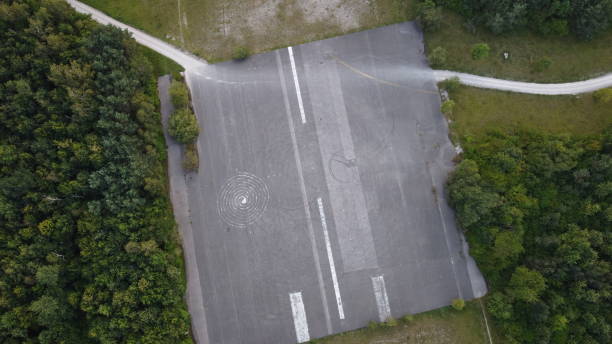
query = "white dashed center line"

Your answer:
(371, 275), (391, 322)
(289, 292), (310, 343)
(317, 198), (345, 320)
(288, 47), (307, 124)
